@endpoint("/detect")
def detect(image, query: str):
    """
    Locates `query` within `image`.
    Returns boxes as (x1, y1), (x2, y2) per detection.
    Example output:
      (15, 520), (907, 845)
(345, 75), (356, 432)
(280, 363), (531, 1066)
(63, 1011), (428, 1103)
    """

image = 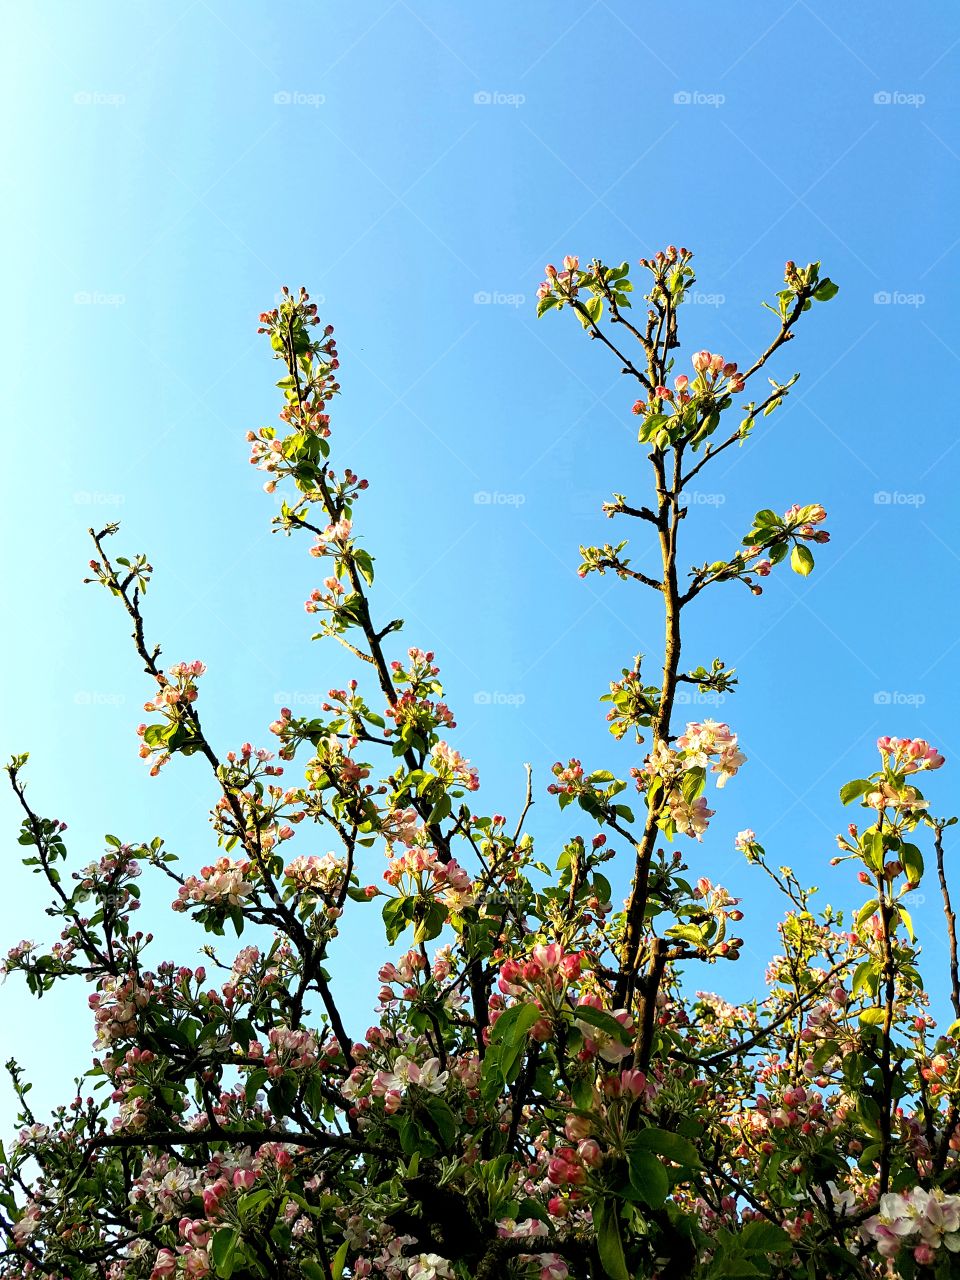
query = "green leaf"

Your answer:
(491, 1001), (541, 1051)
(413, 900), (447, 945)
(634, 1126), (701, 1168)
(244, 1067), (268, 1105)
(856, 899), (879, 931)
(427, 794), (452, 825)
(572, 1005), (631, 1045)
(422, 1095), (459, 1149)
(790, 544), (814, 576)
(267, 1075), (296, 1119)
(857, 1142), (882, 1172)
(593, 872), (612, 904)
(850, 960), (877, 999)
(330, 1242), (349, 1280)
(353, 549), (375, 587)
(628, 1148), (670, 1207)
(581, 296), (603, 326)
(856, 1095), (883, 1139)
(237, 1188), (273, 1222)
(897, 905), (916, 942)
(813, 278), (839, 301)
(859, 1006), (887, 1027)
(211, 1227), (239, 1278)
(740, 1219), (791, 1254)
(594, 1199), (630, 1280)
(840, 778), (873, 805)
(382, 896), (412, 945)
(901, 842), (924, 885)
